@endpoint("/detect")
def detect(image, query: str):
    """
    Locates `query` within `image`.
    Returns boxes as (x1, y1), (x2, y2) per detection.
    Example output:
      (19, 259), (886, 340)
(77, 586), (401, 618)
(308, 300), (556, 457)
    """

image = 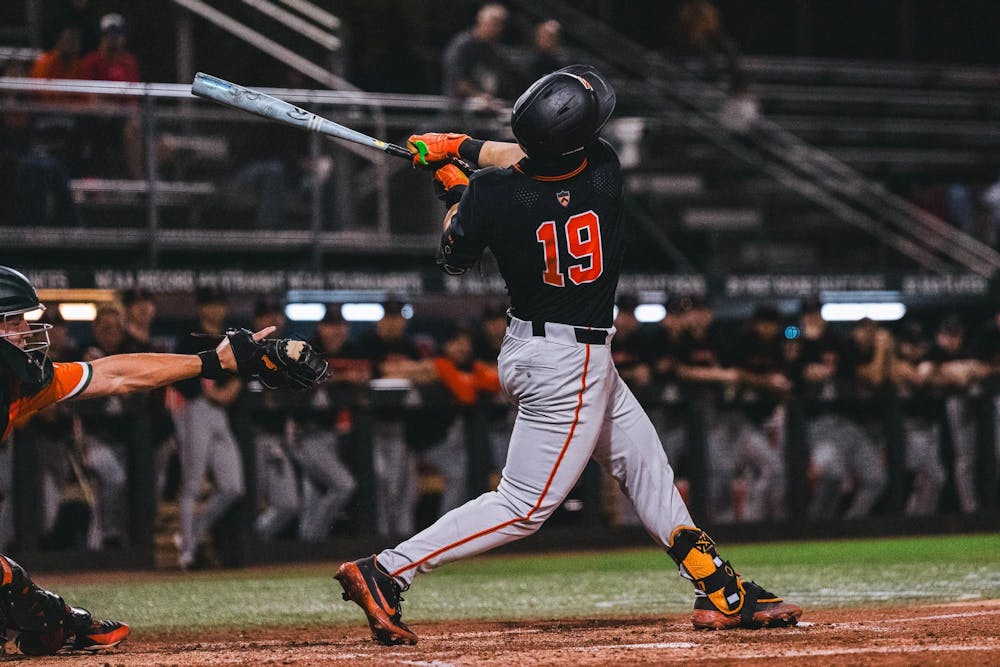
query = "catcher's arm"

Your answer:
(79, 326), (276, 399)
